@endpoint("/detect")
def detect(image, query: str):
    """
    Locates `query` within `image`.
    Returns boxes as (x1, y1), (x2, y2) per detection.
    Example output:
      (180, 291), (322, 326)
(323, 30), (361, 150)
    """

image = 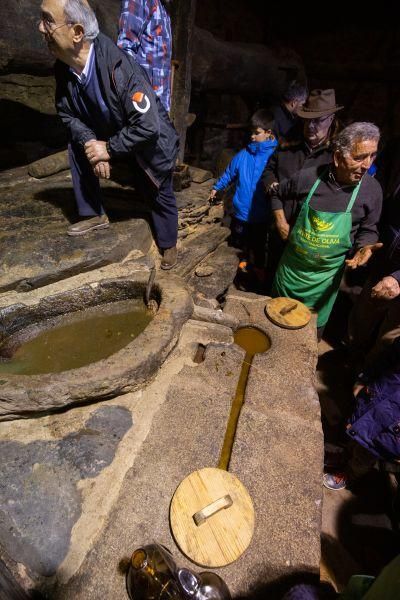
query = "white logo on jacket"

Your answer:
(132, 91), (150, 114)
